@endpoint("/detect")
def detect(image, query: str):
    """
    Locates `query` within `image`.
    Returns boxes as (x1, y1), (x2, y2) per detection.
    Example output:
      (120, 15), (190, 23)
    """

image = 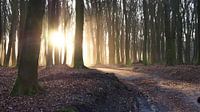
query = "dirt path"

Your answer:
(95, 67), (200, 112)
(0, 66), (137, 112)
